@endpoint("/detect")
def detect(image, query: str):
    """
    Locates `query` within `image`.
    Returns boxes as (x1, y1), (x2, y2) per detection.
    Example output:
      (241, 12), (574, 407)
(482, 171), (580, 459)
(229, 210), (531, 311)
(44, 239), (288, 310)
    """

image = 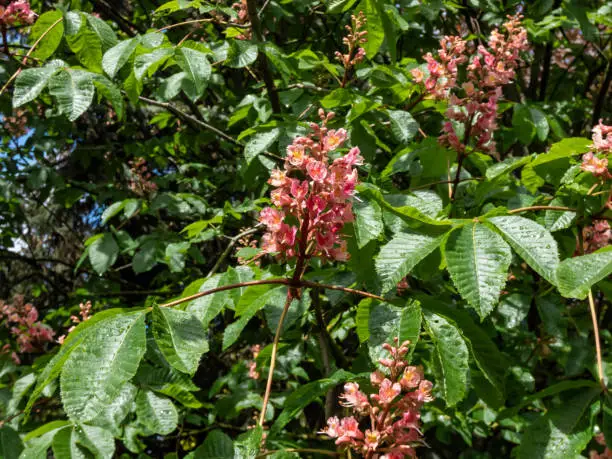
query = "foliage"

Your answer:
(0, 0), (611, 458)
